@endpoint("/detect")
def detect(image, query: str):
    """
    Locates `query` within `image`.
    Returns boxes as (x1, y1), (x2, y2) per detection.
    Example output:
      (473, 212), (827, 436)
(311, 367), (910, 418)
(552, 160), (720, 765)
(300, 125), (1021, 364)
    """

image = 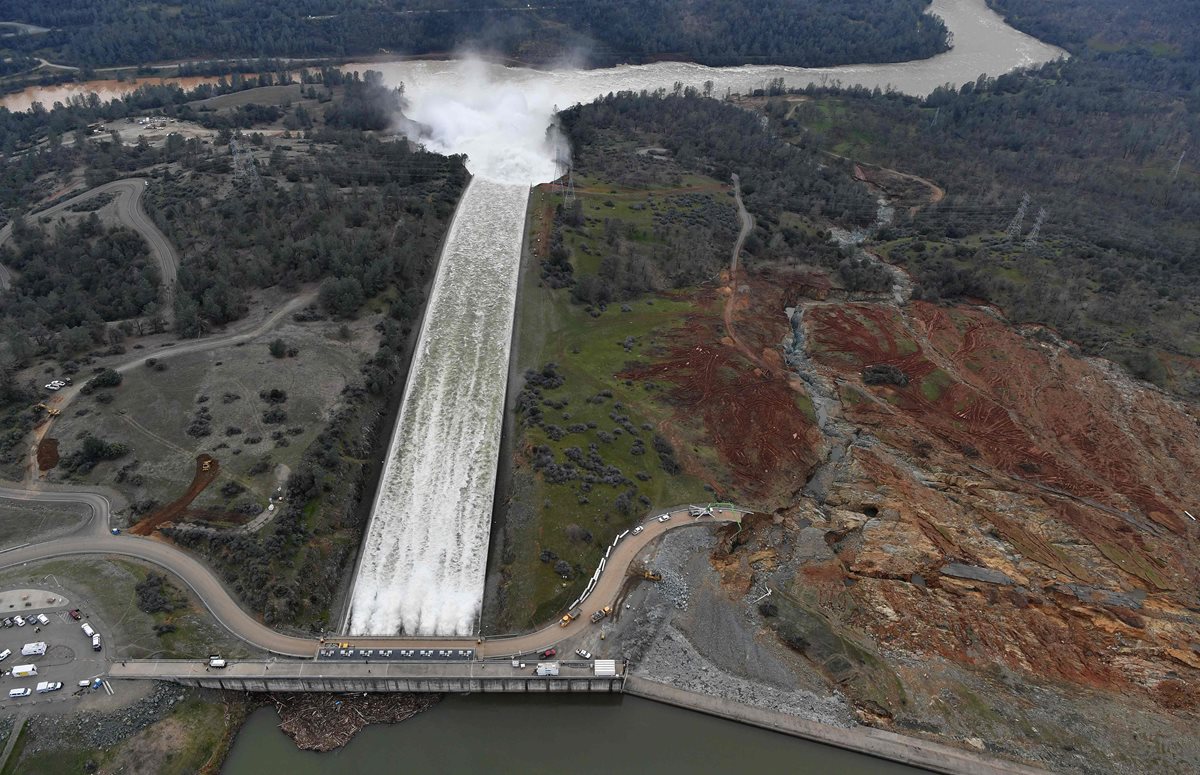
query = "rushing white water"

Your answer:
(348, 178), (529, 635)
(346, 0), (1066, 636)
